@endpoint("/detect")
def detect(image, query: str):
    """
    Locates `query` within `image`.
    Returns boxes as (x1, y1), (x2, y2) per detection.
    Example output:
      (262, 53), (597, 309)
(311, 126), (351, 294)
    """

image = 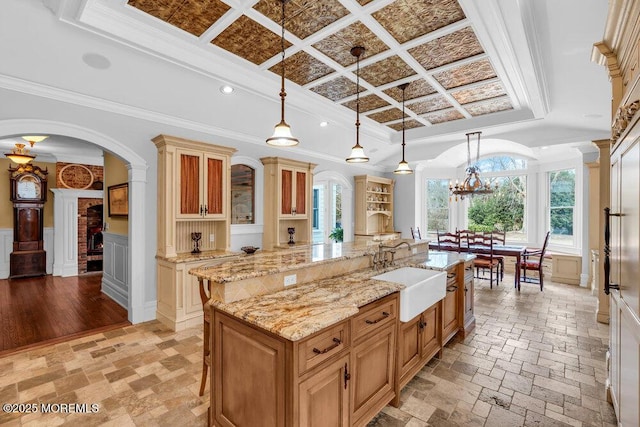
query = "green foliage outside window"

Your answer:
(468, 175), (526, 233)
